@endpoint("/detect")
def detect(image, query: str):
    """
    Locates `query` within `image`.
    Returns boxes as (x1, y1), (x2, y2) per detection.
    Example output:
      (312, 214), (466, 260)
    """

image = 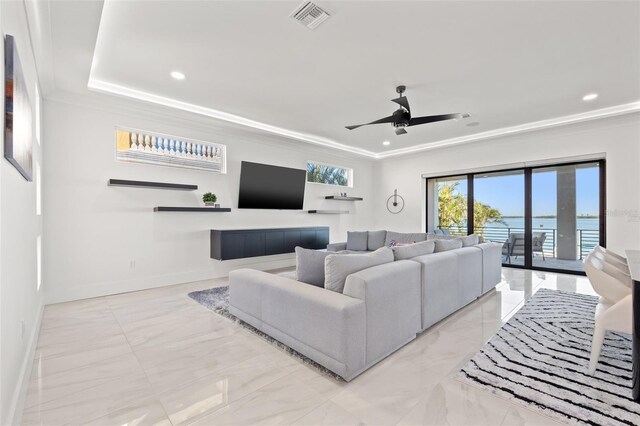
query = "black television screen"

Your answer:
(238, 161), (306, 209)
